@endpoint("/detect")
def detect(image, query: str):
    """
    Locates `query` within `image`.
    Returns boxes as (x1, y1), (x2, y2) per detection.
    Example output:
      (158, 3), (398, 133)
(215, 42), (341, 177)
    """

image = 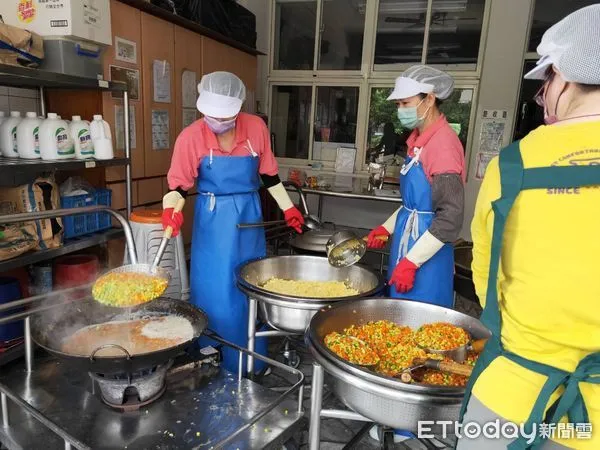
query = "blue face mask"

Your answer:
(397, 99), (429, 130)
(204, 115), (237, 135)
